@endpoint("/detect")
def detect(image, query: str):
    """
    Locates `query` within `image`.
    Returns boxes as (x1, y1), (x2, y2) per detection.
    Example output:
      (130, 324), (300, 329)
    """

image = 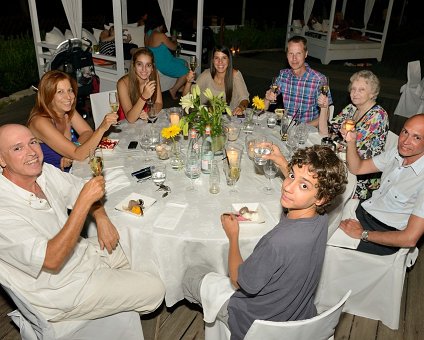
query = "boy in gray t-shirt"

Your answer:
(183, 145), (347, 340)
